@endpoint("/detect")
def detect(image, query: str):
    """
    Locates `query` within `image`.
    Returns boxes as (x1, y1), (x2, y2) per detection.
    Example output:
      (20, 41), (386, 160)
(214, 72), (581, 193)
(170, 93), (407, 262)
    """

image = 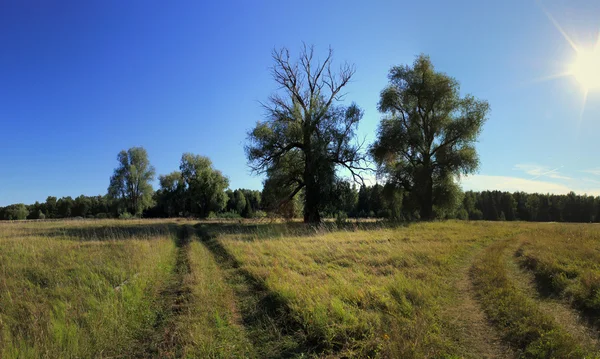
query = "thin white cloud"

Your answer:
(460, 174), (600, 196)
(513, 163), (572, 180)
(582, 168), (600, 176)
